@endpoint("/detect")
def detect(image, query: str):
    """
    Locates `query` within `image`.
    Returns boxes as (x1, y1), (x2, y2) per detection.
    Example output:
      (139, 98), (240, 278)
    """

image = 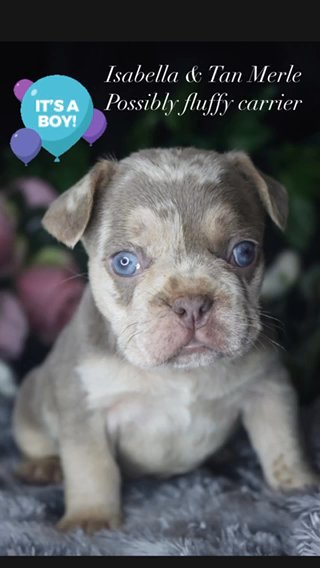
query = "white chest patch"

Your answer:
(77, 355), (244, 476)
